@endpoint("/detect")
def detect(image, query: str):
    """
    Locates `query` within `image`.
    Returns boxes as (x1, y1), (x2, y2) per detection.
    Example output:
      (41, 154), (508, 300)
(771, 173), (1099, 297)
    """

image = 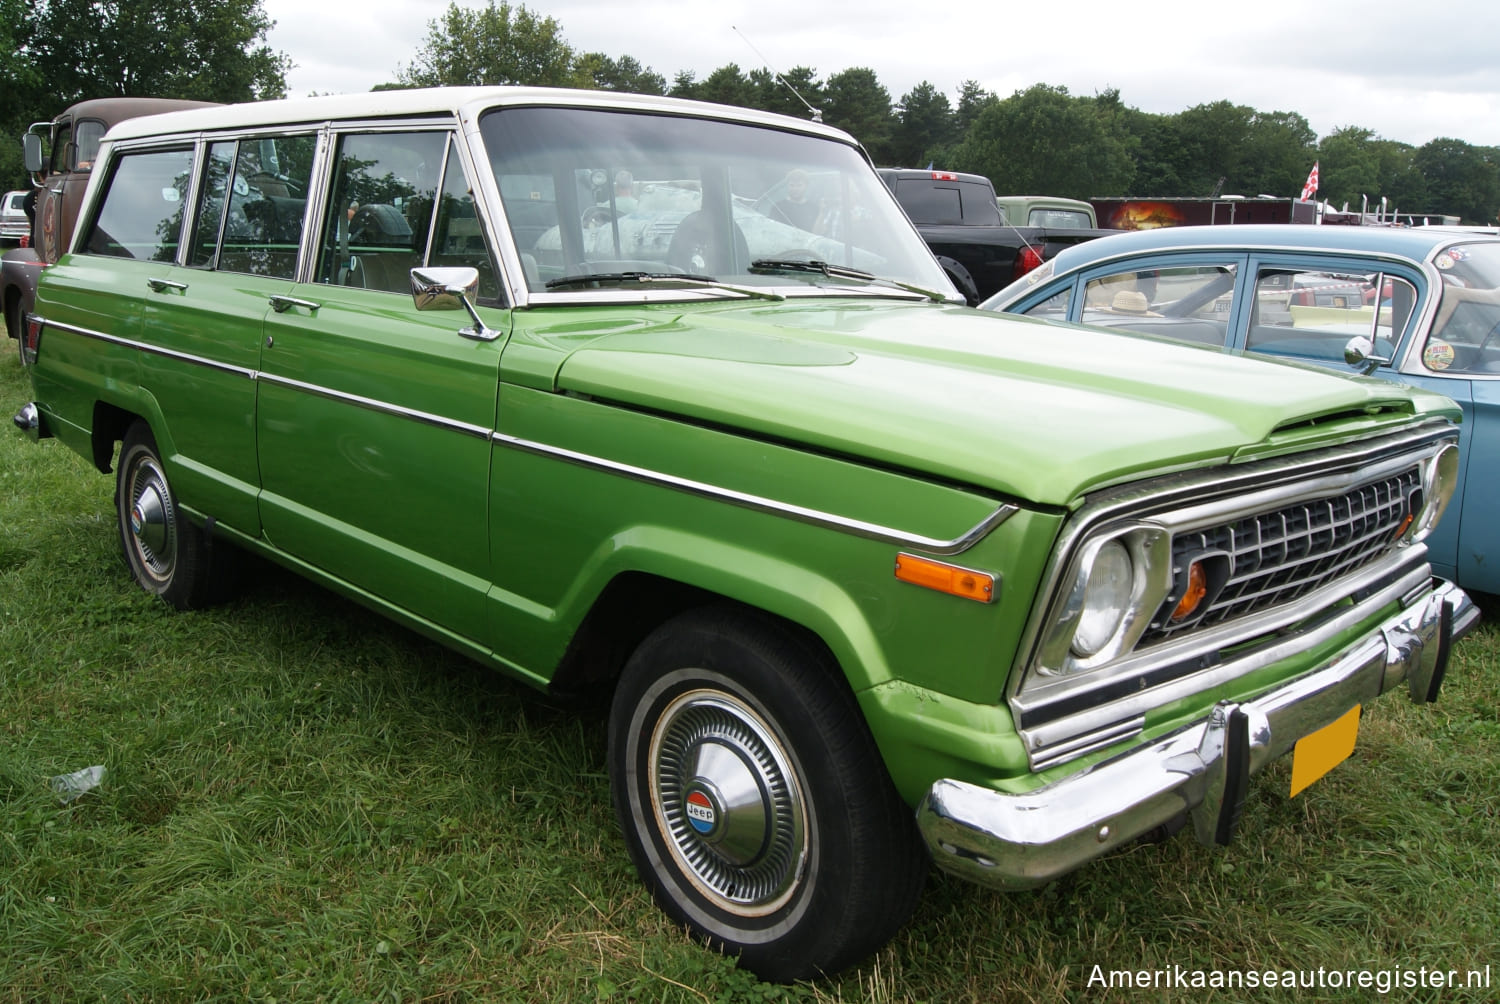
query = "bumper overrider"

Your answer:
(916, 579), (1475, 891)
(13, 402), (49, 441)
